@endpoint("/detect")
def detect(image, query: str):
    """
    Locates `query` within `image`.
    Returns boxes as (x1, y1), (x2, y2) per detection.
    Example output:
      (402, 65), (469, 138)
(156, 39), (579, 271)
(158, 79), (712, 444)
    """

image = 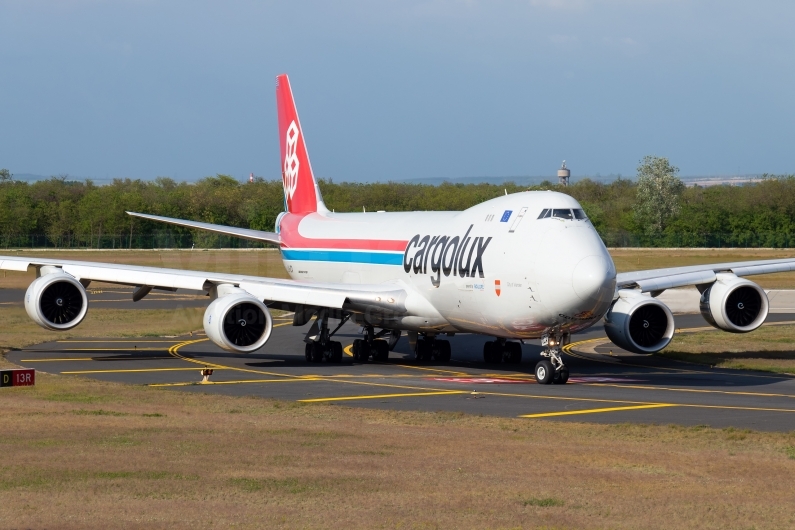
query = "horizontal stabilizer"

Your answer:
(126, 212), (280, 245)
